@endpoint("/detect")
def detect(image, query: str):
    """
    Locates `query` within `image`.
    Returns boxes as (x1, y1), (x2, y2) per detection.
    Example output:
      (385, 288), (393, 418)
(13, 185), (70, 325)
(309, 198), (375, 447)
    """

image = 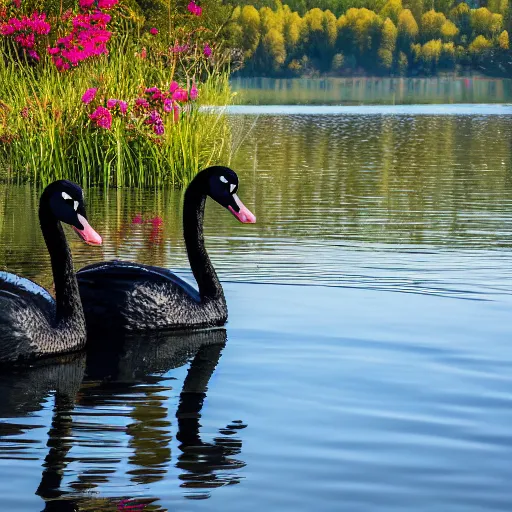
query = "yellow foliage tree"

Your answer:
(262, 27), (286, 70)
(239, 5), (261, 58)
(440, 20), (458, 40)
(323, 9), (338, 47)
(499, 30), (509, 49)
(381, 17), (398, 51)
(380, 0), (403, 24)
(421, 10), (447, 40)
(283, 6), (303, 52)
(468, 34), (493, 54)
(398, 9), (419, 41)
(470, 8), (502, 37)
